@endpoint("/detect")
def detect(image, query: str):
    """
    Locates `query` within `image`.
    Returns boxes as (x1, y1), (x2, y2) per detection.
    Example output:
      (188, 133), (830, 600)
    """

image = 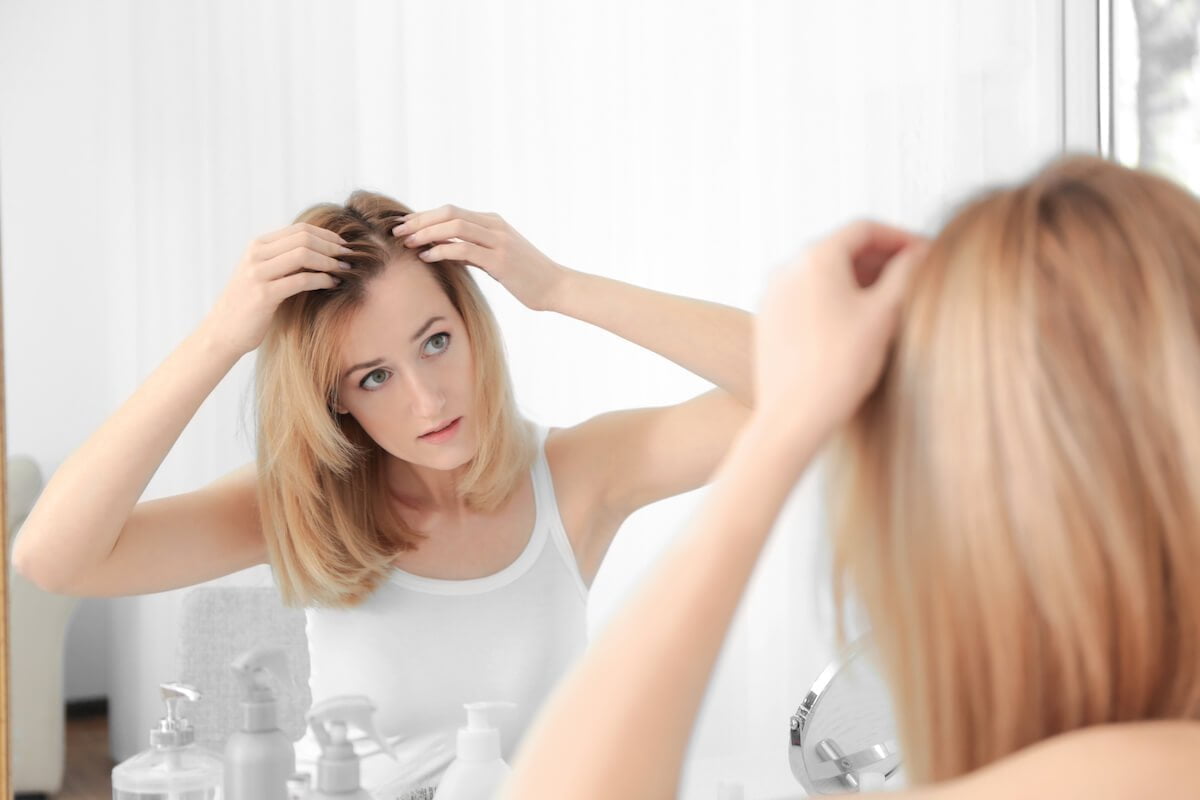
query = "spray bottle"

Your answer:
(224, 645), (295, 800)
(303, 695), (396, 799)
(111, 682), (224, 799)
(432, 702), (516, 800)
